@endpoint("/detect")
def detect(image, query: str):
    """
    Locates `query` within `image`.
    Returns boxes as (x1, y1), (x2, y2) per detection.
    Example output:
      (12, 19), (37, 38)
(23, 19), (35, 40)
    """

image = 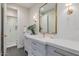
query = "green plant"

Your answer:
(27, 24), (36, 34)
